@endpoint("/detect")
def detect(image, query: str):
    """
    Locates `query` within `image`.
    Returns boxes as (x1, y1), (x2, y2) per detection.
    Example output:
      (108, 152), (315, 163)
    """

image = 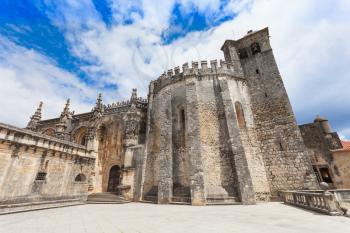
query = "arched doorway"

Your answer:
(107, 165), (121, 192)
